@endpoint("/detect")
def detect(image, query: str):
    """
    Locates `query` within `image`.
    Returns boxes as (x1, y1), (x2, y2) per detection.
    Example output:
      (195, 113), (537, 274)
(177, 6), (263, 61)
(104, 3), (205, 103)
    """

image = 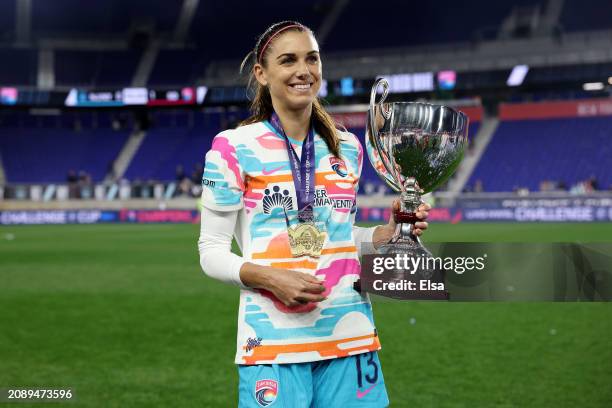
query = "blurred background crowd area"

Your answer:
(0, 0), (611, 206)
